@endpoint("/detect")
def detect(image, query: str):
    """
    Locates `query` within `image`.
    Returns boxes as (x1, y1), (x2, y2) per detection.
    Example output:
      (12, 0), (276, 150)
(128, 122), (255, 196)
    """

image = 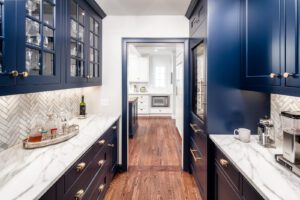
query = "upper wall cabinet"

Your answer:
(241, 0), (282, 87)
(0, 0), (105, 96)
(241, 0), (300, 96)
(66, 0), (102, 85)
